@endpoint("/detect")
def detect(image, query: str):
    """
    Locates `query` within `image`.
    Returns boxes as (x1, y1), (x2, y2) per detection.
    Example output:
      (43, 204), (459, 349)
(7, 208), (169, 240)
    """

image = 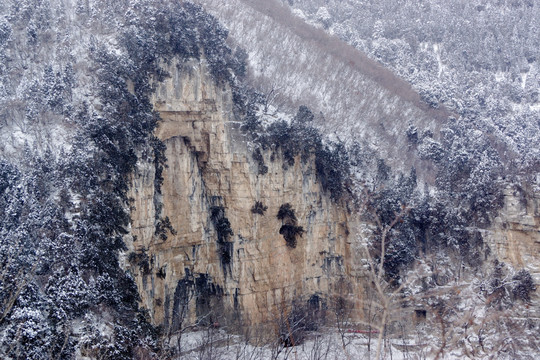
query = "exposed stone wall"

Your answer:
(485, 185), (540, 289)
(125, 57), (358, 331)
(125, 55), (539, 336)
